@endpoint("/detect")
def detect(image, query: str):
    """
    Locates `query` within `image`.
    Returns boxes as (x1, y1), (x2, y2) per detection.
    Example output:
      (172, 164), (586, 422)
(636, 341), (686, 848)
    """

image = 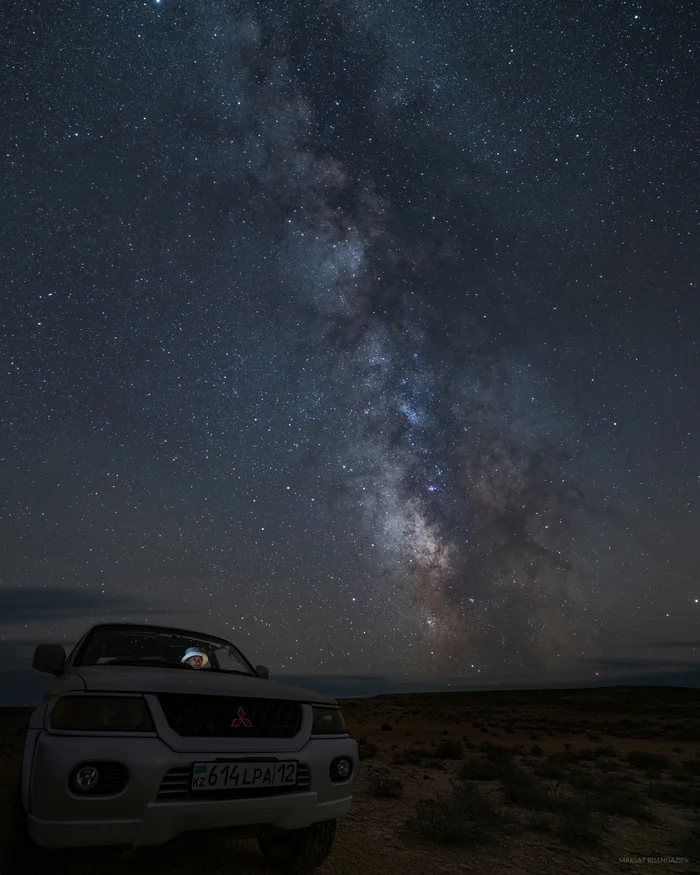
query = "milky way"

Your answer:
(1, 0), (698, 685)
